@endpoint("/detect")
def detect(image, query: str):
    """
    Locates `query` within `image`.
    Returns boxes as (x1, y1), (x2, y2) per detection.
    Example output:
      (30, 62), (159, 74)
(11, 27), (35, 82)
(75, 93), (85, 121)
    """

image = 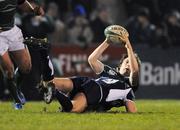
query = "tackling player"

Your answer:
(53, 34), (141, 113)
(0, 0), (44, 109)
